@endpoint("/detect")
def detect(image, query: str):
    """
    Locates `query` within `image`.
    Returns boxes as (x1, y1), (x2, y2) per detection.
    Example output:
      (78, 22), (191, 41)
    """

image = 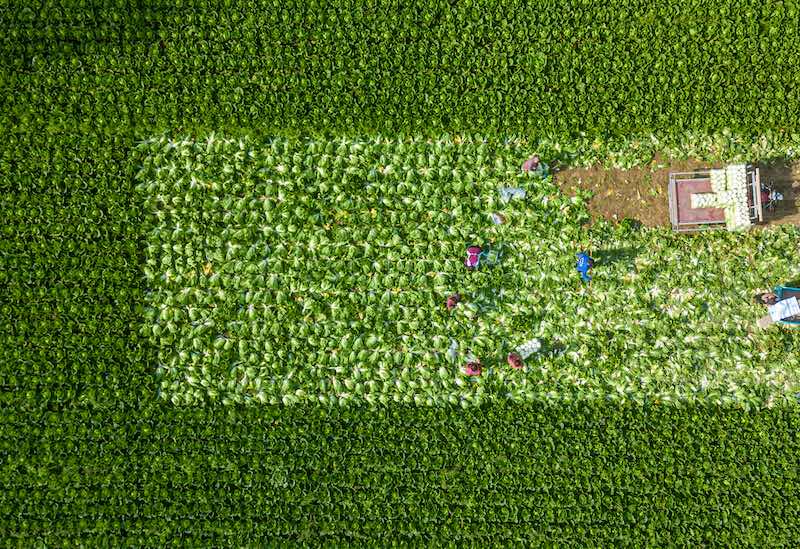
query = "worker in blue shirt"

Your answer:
(576, 251), (594, 284)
